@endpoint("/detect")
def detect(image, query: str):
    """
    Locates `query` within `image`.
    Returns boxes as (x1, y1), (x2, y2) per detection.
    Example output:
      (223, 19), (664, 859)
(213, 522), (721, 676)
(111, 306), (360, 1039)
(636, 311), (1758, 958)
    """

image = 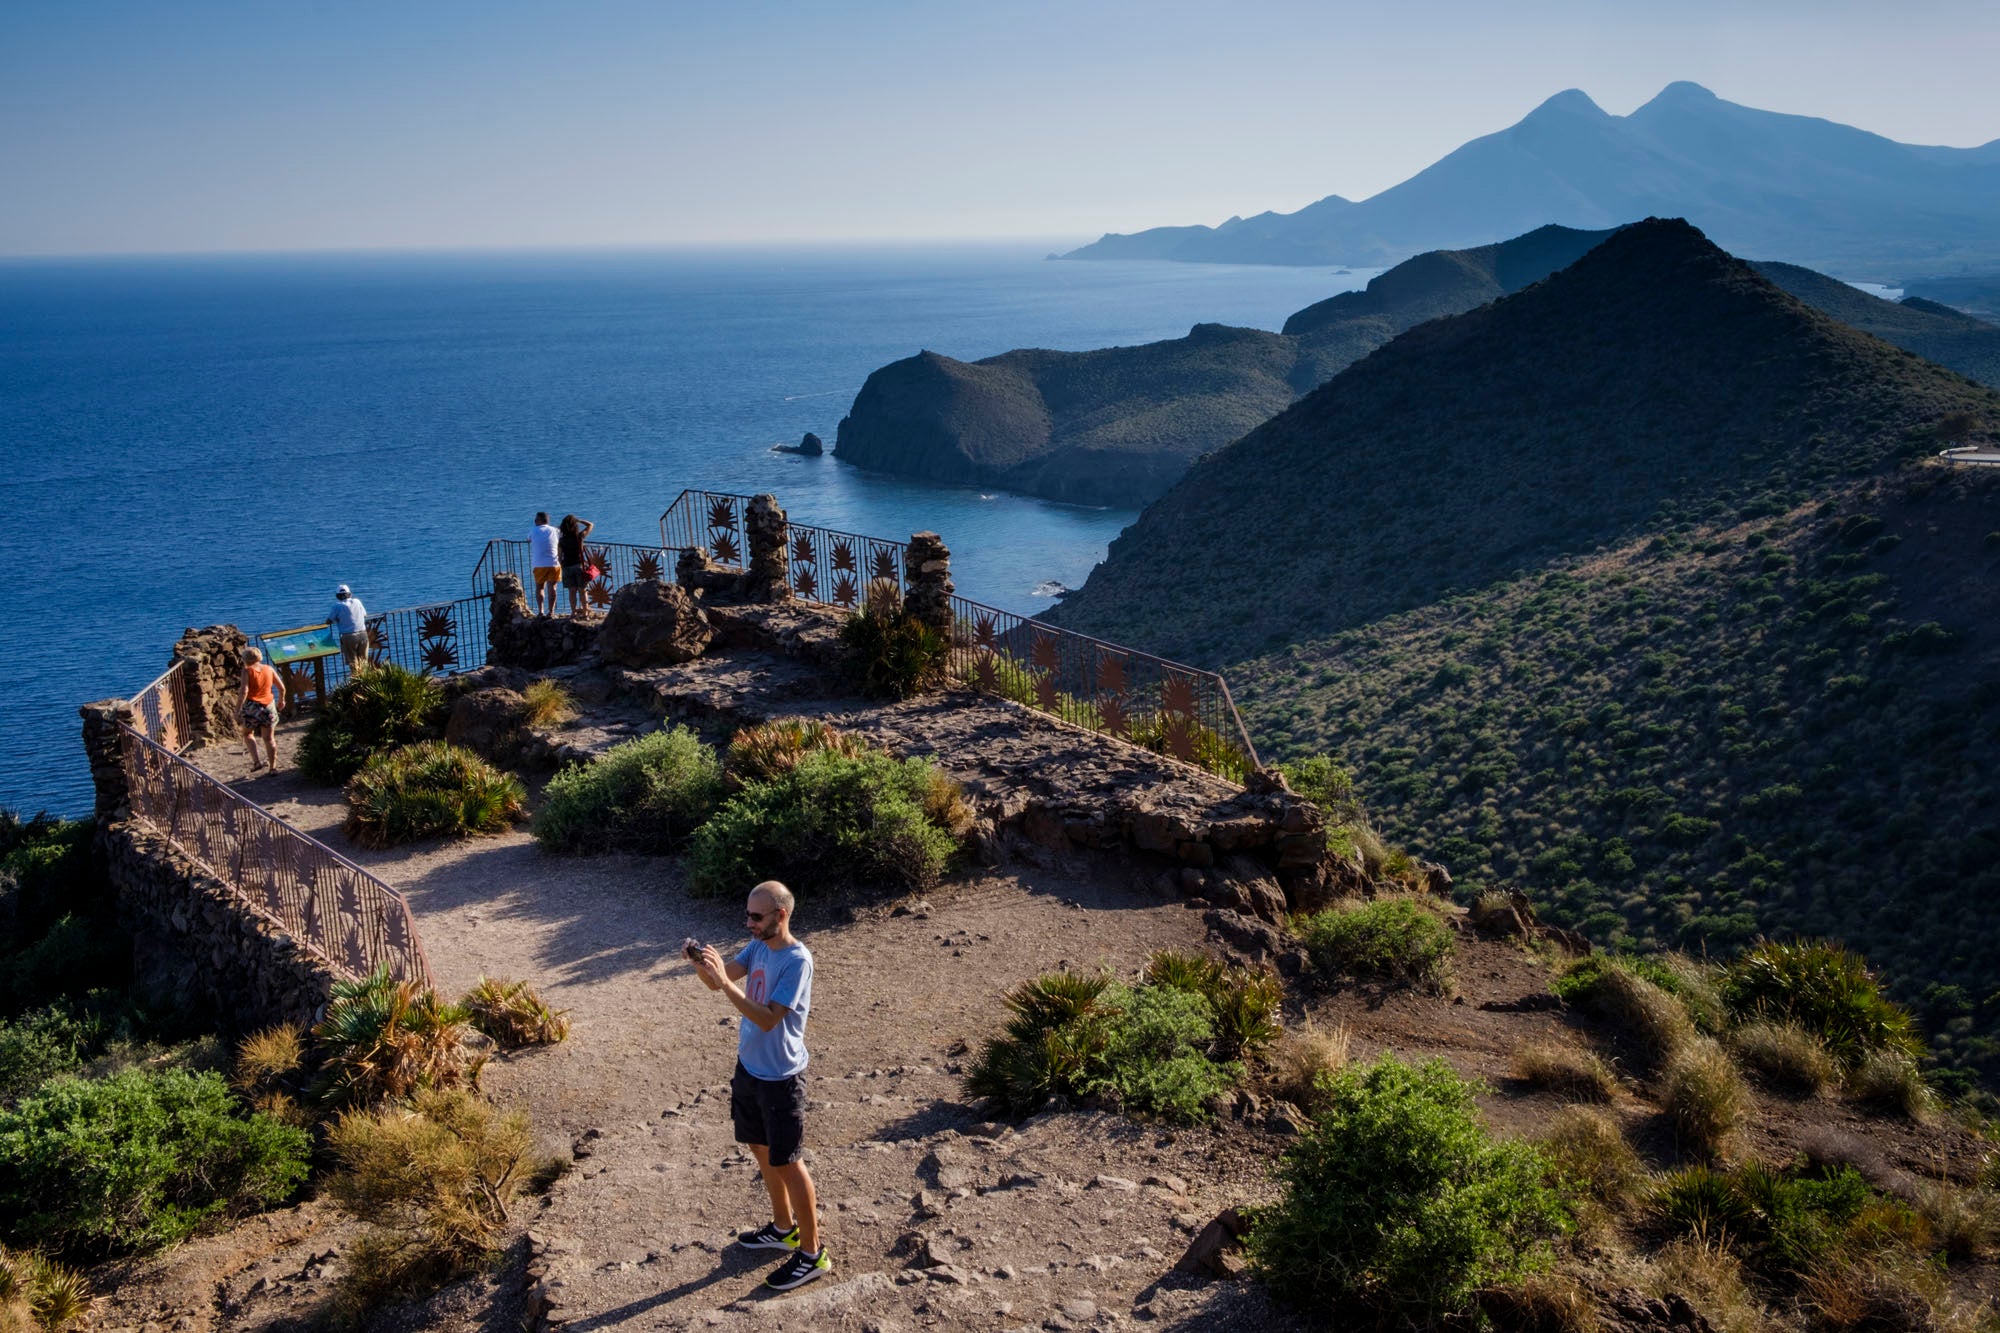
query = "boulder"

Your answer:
(445, 688), (529, 766)
(1175, 1207), (1250, 1280)
(799, 431), (824, 456)
(1217, 856), (1288, 926)
(596, 580), (714, 667)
